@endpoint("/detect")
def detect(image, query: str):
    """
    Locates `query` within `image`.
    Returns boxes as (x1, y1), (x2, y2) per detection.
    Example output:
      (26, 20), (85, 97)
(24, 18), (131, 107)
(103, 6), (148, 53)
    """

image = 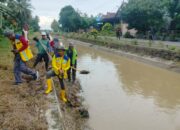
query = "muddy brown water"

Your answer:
(76, 44), (180, 130)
